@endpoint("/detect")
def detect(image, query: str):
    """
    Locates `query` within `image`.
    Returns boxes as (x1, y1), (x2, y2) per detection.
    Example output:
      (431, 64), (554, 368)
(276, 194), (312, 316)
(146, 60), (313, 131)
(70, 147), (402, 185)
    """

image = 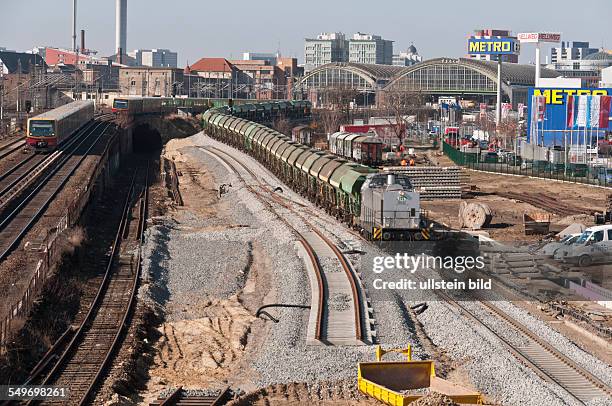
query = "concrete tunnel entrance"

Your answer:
(132, 123), (162, 153)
